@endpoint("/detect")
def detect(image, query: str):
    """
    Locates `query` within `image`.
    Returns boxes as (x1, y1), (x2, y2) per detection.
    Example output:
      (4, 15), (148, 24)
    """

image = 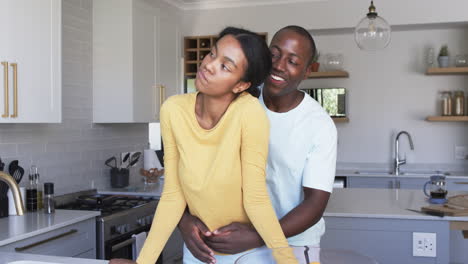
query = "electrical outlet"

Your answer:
(413, 232), (436, 257)
(455, 146), (467, 160)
